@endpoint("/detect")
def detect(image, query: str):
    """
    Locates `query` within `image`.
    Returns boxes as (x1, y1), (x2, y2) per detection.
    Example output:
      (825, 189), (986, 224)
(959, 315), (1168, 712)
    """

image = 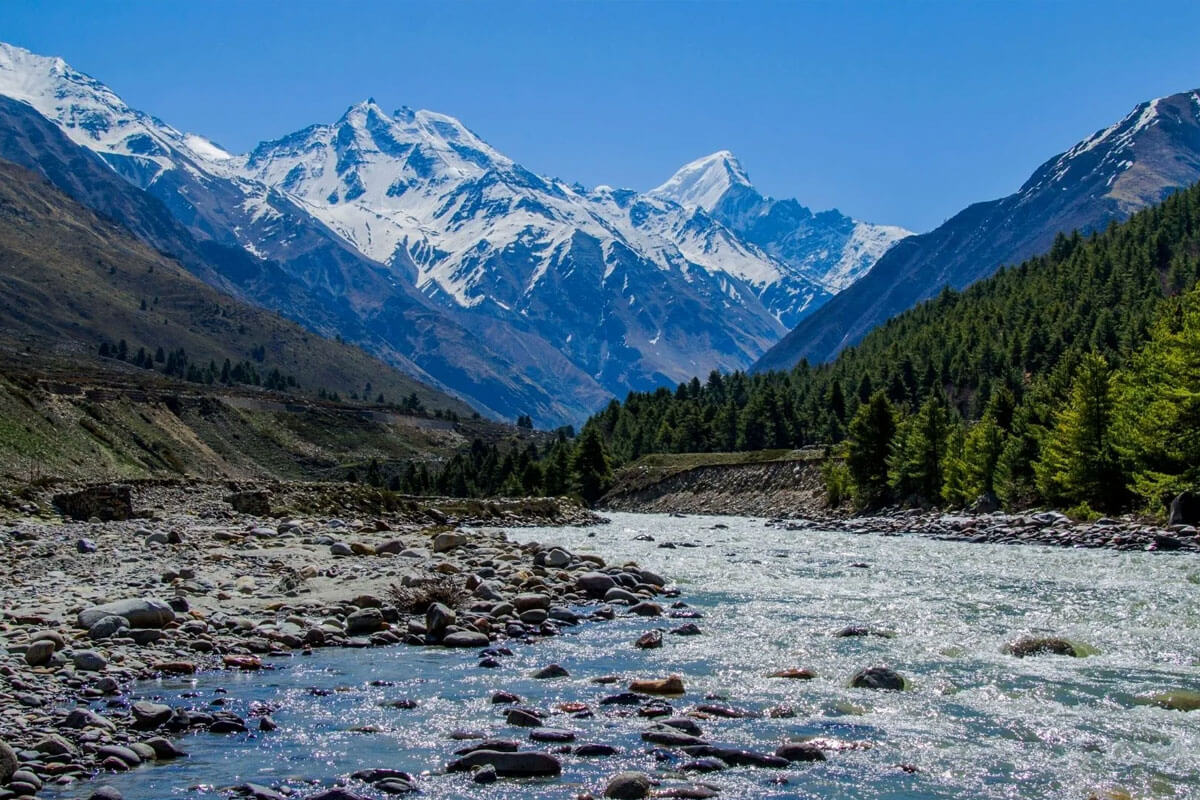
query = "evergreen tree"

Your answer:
(572, 427), (612, 505)
(1034, 353), (1124, 508)
(889, 394), (952, 505)
(941, 421), (972, 507)
(963, 412), (1005, 498)
(542, 442), (573, 496)
(846, 391), (896, 508)
(1116, 287), (1200, 507)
